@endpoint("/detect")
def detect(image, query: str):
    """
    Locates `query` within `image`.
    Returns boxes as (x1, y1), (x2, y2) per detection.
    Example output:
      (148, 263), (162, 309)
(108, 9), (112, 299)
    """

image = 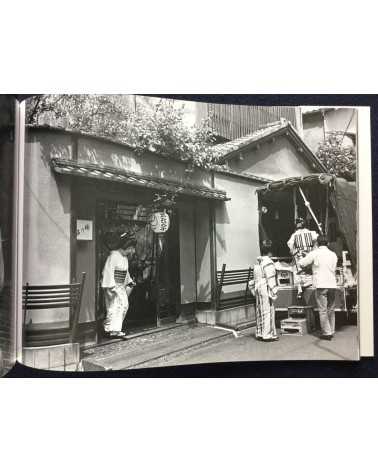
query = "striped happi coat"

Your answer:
(250, 256), (278, 340)
(288, 229), (318, 259)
